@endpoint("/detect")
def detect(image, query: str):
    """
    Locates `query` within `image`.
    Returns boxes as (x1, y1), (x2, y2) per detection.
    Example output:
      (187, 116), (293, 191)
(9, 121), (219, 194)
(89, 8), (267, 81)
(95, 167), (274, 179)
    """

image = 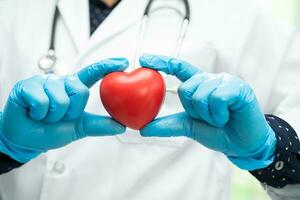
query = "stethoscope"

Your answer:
(38, 6), (59, 74)
(134, 0), (190, 93)
(134, 0), (190, 66)
(38, 0), (191, 93)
